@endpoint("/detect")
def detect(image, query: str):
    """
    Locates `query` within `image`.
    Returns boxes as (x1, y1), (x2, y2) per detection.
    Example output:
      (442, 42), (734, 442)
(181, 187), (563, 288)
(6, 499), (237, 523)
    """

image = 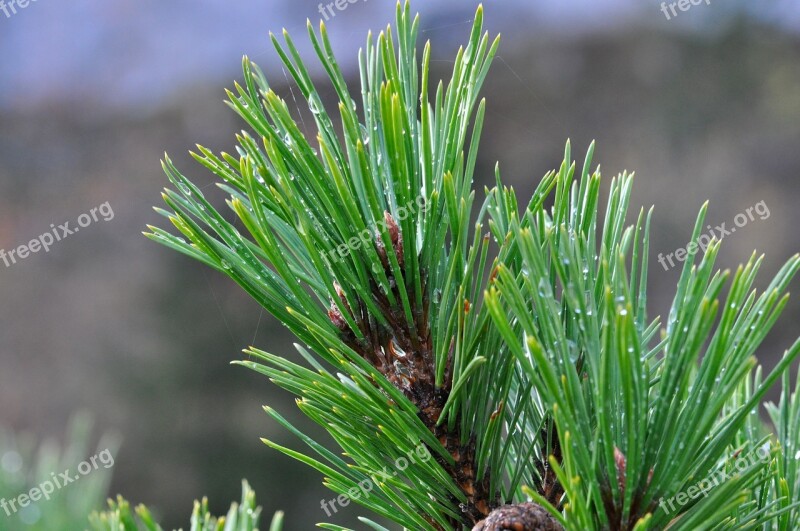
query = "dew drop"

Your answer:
(308, 96), (322, 115)
(433, 289), (442, 304)
(360, 124), (371, 146)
